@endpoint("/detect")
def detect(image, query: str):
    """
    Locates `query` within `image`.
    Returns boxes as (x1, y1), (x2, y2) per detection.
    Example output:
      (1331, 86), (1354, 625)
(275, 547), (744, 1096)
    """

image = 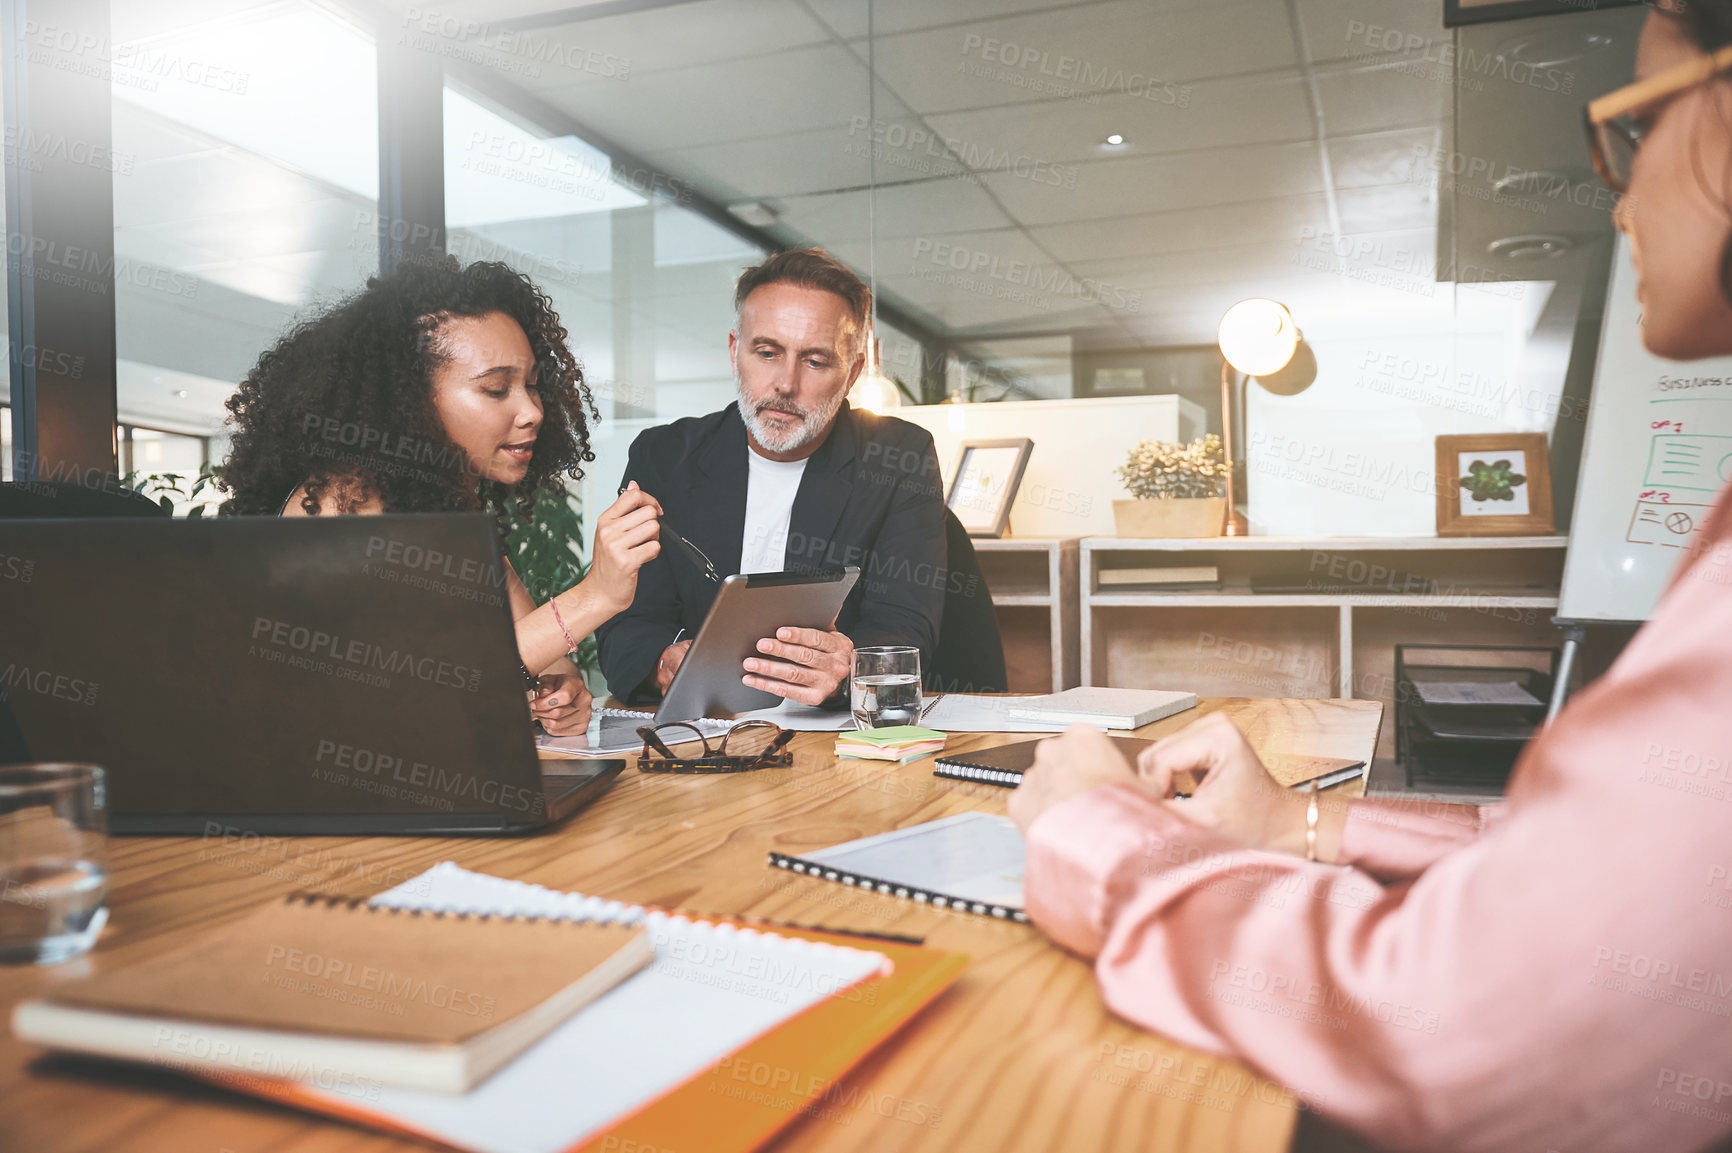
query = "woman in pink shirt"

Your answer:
(1009, 5), (1732, 1151)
